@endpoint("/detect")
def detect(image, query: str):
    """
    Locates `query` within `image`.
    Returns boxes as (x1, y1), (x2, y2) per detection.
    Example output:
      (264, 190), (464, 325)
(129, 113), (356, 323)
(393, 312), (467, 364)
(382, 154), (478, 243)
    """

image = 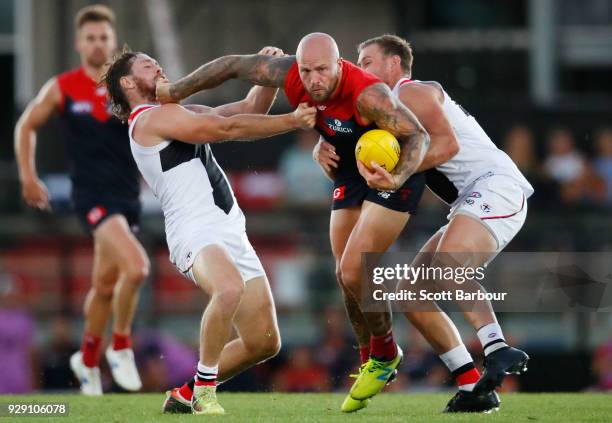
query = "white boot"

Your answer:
(105, 347), (142, 391)
(70, 351), (103, 396)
